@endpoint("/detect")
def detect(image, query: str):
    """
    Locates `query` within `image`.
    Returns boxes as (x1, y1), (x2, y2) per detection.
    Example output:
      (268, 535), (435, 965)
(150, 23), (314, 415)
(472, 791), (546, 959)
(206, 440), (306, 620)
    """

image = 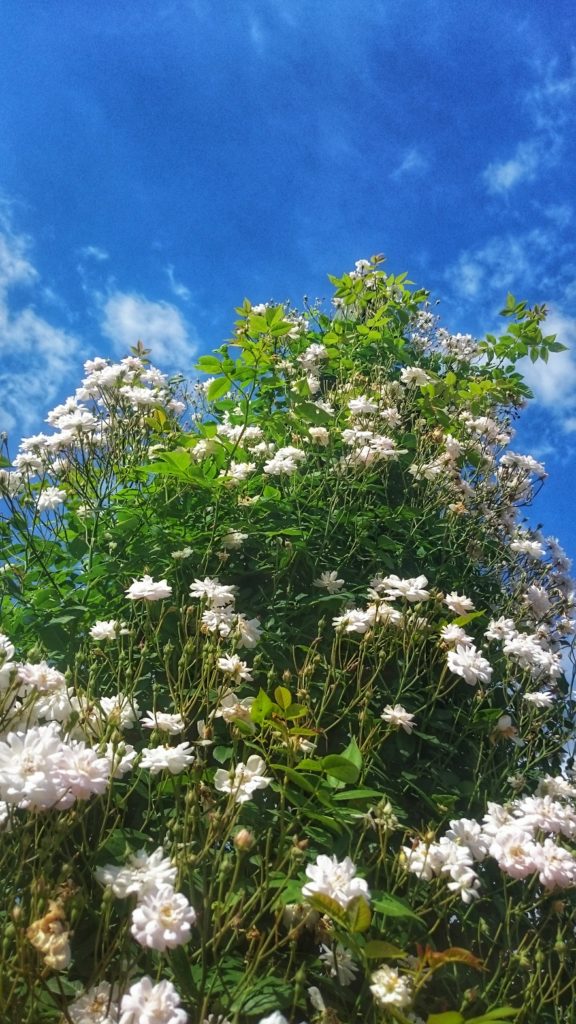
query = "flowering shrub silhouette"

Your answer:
(0, 257), (574, 1023)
